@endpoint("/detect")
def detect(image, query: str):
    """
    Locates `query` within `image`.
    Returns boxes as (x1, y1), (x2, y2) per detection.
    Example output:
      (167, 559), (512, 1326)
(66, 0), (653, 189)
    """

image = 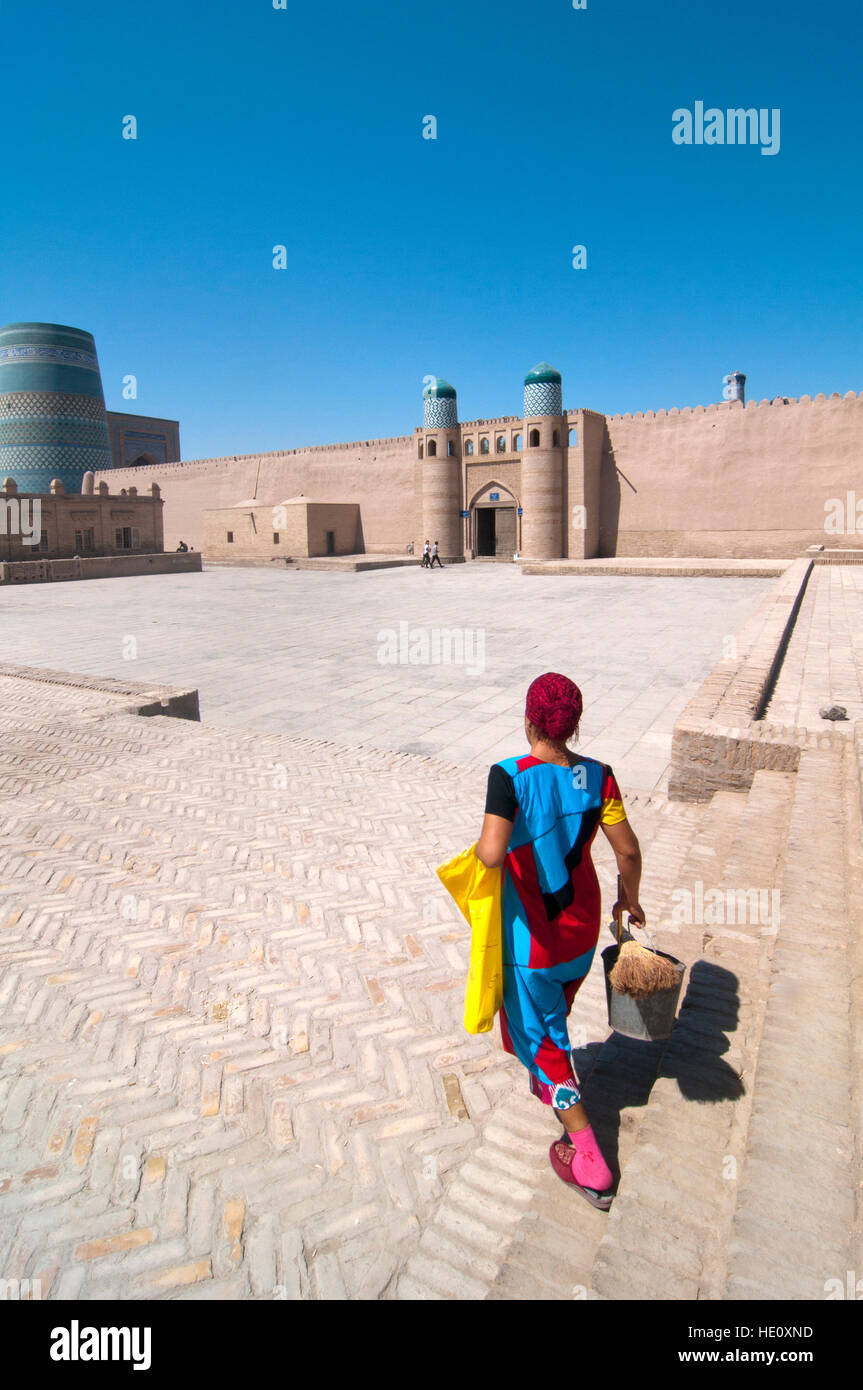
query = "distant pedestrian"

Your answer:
(421, 540), (431, 569)
(430, 540), (443, 568)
